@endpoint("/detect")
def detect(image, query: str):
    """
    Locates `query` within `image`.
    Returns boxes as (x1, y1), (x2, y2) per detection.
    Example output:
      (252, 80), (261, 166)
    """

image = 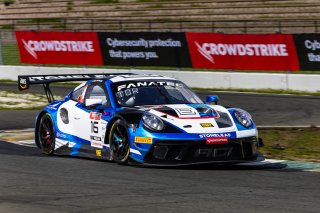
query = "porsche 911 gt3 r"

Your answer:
(18, 73), (264, 166)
